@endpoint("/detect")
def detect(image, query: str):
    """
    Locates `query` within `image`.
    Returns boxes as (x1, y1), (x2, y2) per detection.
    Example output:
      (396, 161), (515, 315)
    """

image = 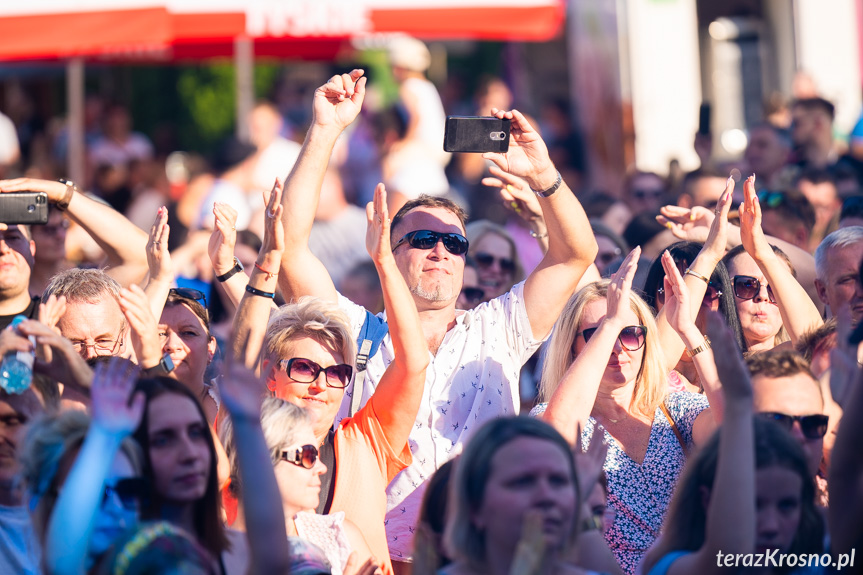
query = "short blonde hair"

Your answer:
(220, 397), (312, 498)
(263, 297), (356, 366)
(539, 280), (668, 417)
